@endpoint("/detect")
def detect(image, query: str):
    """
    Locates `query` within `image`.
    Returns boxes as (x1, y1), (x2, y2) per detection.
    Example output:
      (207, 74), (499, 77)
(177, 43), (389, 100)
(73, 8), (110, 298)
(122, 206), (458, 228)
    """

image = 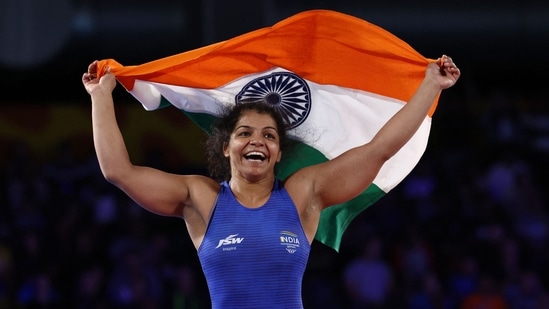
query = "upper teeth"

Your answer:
(246, 152), (265, 158)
